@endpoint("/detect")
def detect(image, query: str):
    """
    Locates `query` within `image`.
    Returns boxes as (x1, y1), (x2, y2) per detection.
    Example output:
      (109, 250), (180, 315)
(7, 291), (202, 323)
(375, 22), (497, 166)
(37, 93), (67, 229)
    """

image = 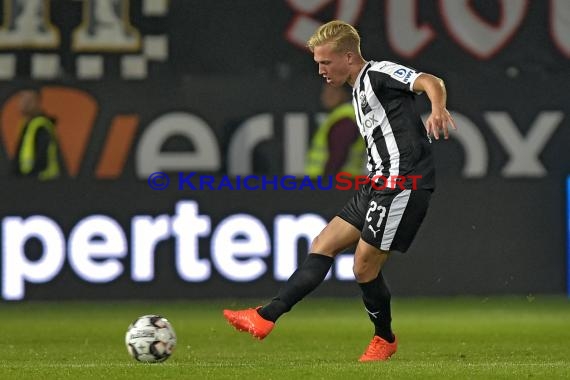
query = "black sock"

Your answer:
(358, 272), (395, 343)
(258, 253), (333, 322)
